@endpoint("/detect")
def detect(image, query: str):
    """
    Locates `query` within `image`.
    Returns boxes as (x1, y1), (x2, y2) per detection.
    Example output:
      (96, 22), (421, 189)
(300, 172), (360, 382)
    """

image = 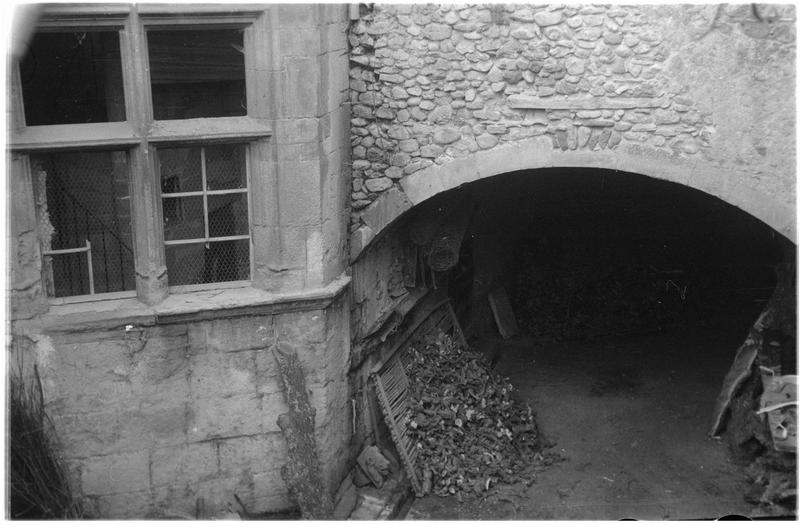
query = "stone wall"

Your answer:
(7, 4), (355, 519)
(257, 4), (352, 293)
(10, 283), (351, 518)
(347, 3), (796, 247)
